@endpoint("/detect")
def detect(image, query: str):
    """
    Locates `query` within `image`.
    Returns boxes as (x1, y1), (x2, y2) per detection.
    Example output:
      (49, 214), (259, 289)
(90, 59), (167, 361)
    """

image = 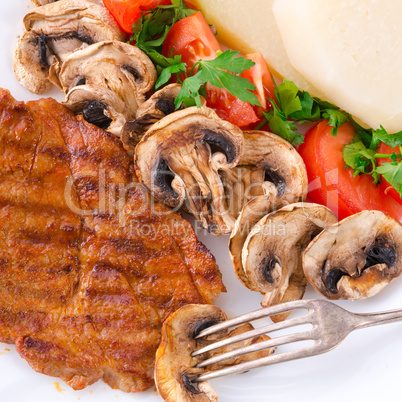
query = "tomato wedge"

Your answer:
(163, 11), (221, 67)
(162, 12), (273, 127)
(242, 53), (275, 111)
(298, 121), (402, 221)
(104, 0), (170, 33)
